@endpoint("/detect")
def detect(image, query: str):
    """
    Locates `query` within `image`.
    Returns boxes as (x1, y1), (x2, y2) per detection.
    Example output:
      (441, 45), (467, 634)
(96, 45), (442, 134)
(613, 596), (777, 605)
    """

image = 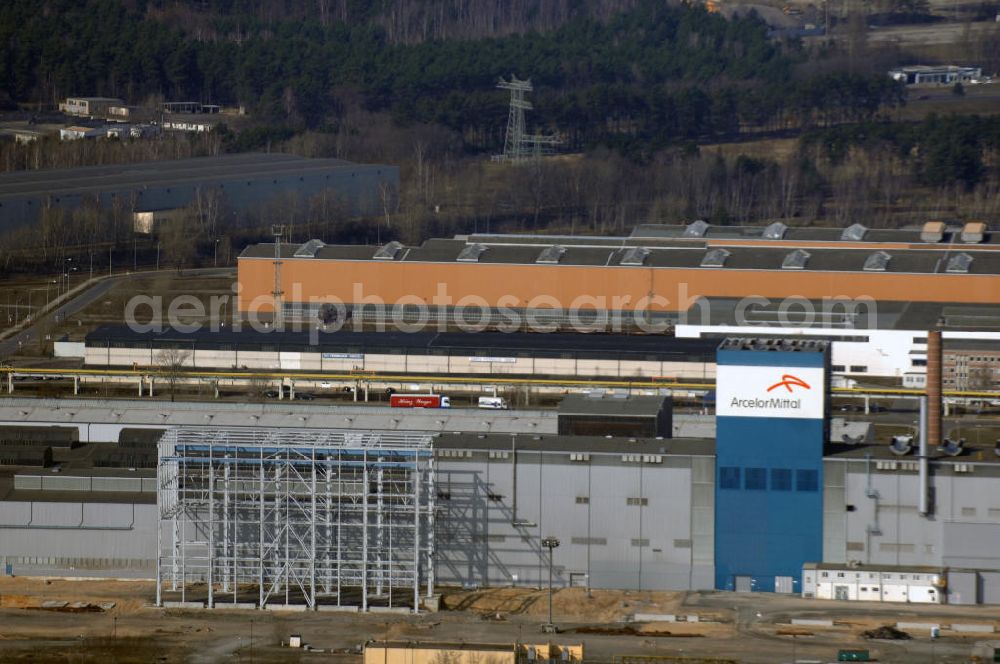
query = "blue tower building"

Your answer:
(714, 338), (830, 593)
